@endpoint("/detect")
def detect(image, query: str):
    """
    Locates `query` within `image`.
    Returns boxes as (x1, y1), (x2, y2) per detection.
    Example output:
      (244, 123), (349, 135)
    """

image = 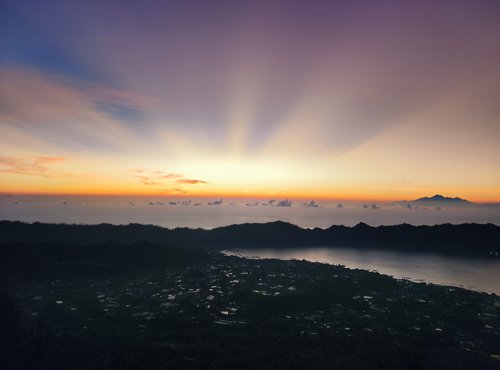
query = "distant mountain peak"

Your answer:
(414, 194), (469, 203)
